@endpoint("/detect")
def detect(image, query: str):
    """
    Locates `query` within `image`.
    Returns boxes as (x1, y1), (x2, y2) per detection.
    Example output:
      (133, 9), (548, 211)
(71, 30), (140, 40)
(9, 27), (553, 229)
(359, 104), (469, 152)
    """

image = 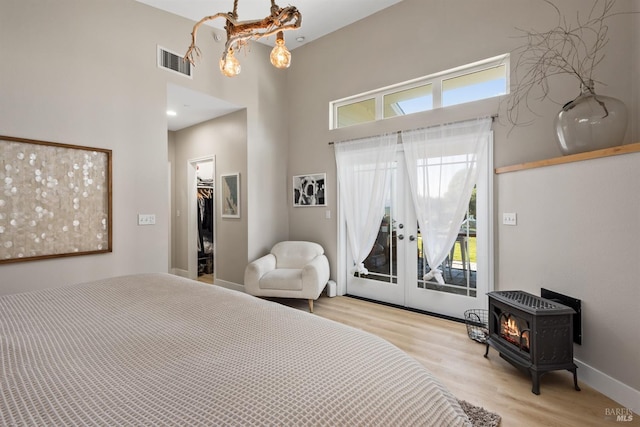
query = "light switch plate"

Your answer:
(503, 212), (517, 226)
(138, 214), (156, 225)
